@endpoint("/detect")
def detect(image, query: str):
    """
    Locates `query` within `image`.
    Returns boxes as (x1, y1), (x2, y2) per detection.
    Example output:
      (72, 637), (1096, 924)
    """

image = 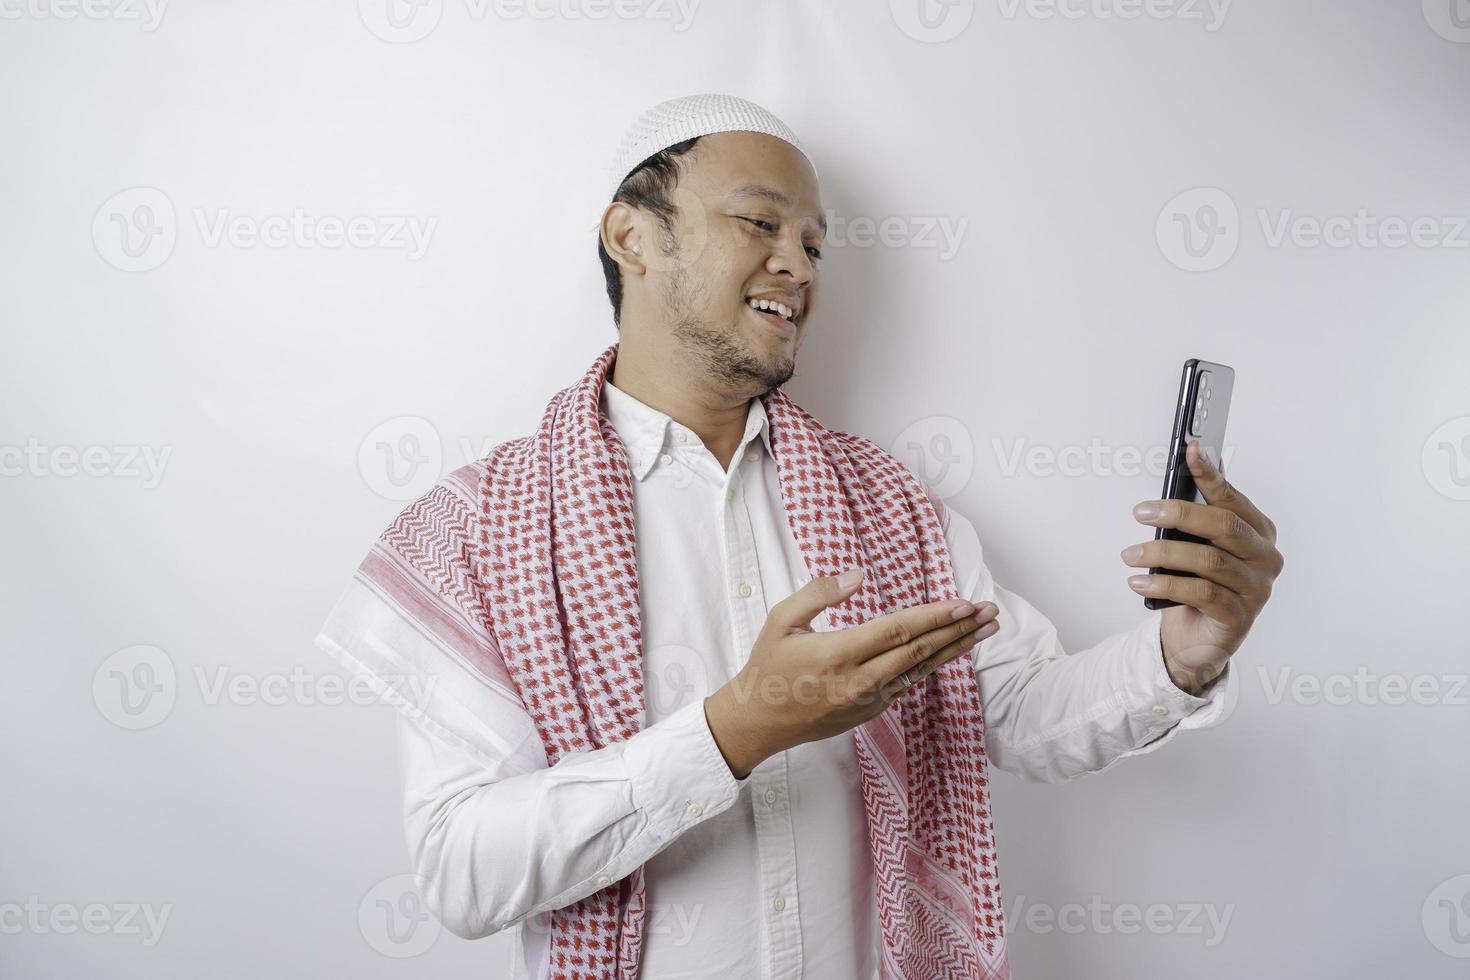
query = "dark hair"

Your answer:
(597, 136), (704, 330)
